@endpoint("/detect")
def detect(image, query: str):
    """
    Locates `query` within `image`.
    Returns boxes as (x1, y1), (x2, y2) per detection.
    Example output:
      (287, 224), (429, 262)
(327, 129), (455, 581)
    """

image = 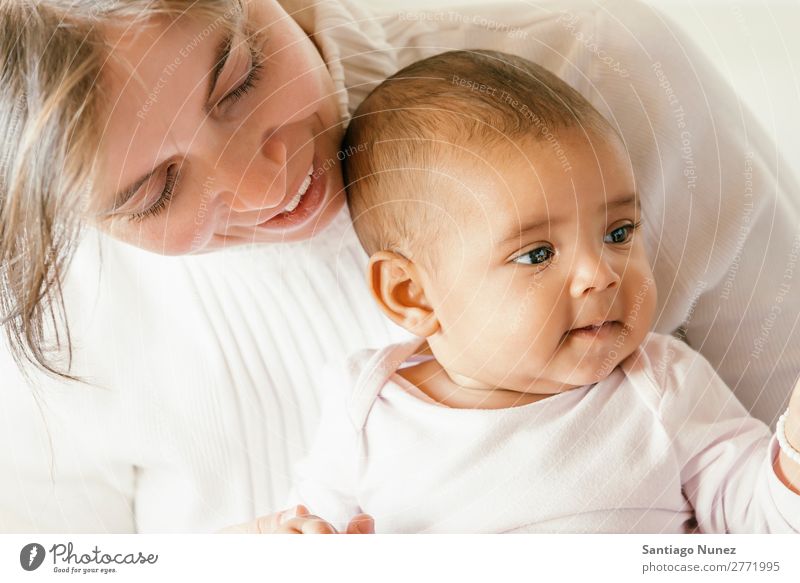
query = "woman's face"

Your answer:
(93, 0), (345, 254)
